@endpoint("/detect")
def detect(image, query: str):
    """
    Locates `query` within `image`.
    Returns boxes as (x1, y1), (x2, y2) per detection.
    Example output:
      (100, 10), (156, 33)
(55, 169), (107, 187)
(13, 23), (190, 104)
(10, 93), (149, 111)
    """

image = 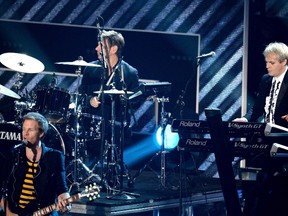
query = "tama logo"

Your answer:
(0, 131), (21, 141)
